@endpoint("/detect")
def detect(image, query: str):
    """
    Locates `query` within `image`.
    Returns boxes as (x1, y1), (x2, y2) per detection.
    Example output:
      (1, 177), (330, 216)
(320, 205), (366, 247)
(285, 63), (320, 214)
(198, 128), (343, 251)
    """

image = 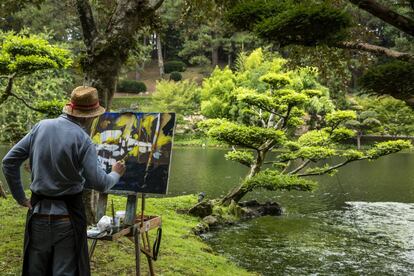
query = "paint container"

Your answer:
(115, 210), (126, 226)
